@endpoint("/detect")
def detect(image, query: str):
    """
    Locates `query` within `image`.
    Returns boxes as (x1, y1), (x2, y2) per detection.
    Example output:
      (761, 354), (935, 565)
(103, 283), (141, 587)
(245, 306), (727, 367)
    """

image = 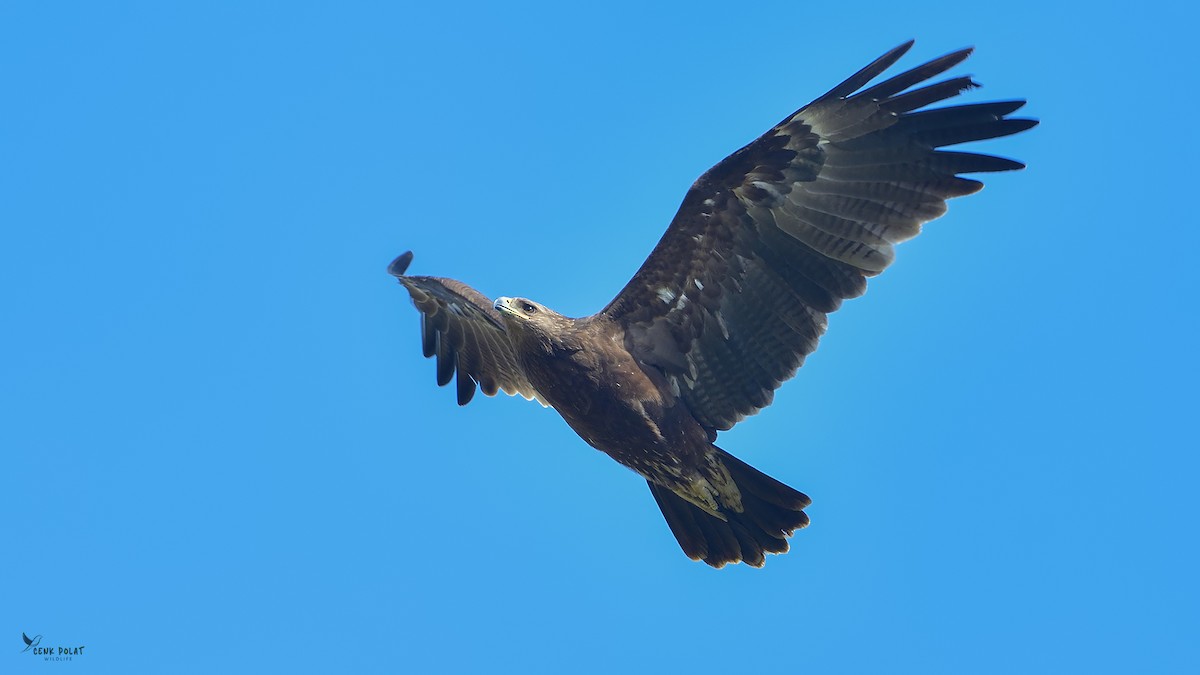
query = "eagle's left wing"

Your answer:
(600, 41), (1035, 434)
(389, 252), (542, 406)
